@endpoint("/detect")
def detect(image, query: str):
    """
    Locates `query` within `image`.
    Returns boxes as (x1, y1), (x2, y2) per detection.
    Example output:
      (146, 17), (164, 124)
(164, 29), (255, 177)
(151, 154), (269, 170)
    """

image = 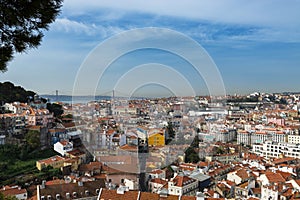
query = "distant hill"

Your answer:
(0, 82), (36, 104)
